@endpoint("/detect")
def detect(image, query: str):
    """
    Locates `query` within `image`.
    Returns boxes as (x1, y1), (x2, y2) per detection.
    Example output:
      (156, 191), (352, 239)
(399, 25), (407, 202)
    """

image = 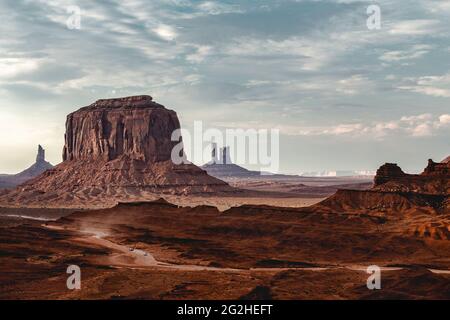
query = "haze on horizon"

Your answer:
(0, 0), (449, 175)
